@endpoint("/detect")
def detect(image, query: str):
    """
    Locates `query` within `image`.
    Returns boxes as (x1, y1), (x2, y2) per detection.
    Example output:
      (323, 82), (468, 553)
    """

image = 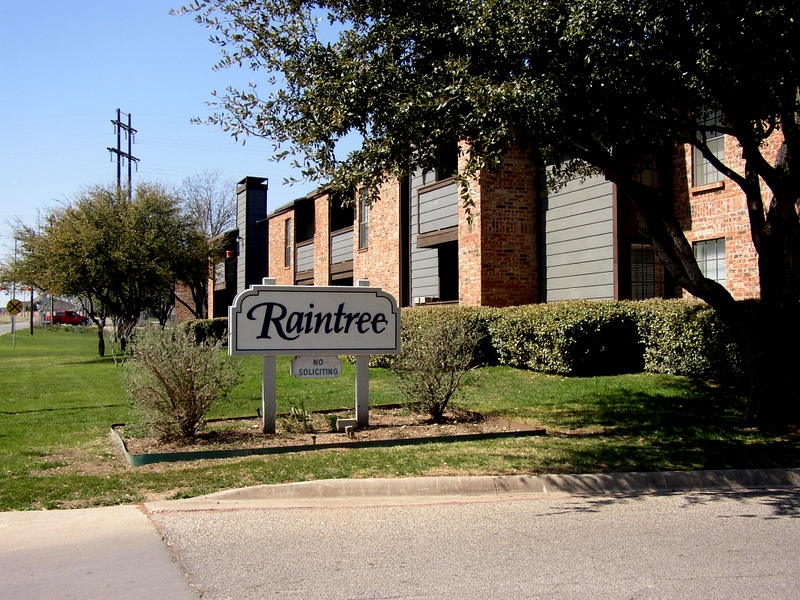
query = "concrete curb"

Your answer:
(155, 468), (800, 508)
